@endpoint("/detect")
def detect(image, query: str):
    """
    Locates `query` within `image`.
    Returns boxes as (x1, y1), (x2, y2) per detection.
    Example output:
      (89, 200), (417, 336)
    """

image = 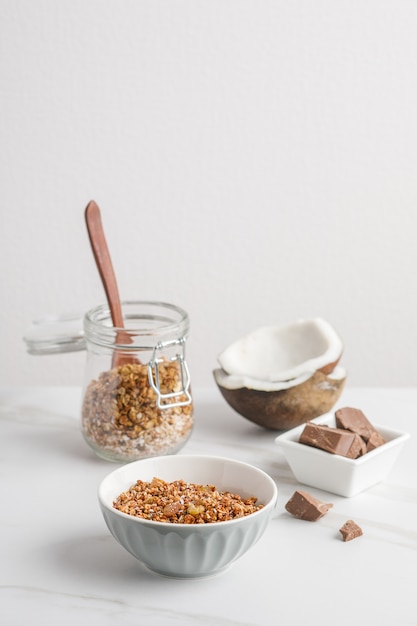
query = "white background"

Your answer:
(1, 0), (417, 389)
